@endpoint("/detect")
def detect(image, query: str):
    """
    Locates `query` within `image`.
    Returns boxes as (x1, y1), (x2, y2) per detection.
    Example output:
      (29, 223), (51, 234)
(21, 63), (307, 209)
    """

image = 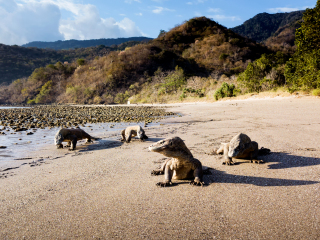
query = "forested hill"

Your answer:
(0, 41), (146, 85)
(22, 37), (153, 50)
(230, 10), (304, 43)
(0, 17), (272, 104)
